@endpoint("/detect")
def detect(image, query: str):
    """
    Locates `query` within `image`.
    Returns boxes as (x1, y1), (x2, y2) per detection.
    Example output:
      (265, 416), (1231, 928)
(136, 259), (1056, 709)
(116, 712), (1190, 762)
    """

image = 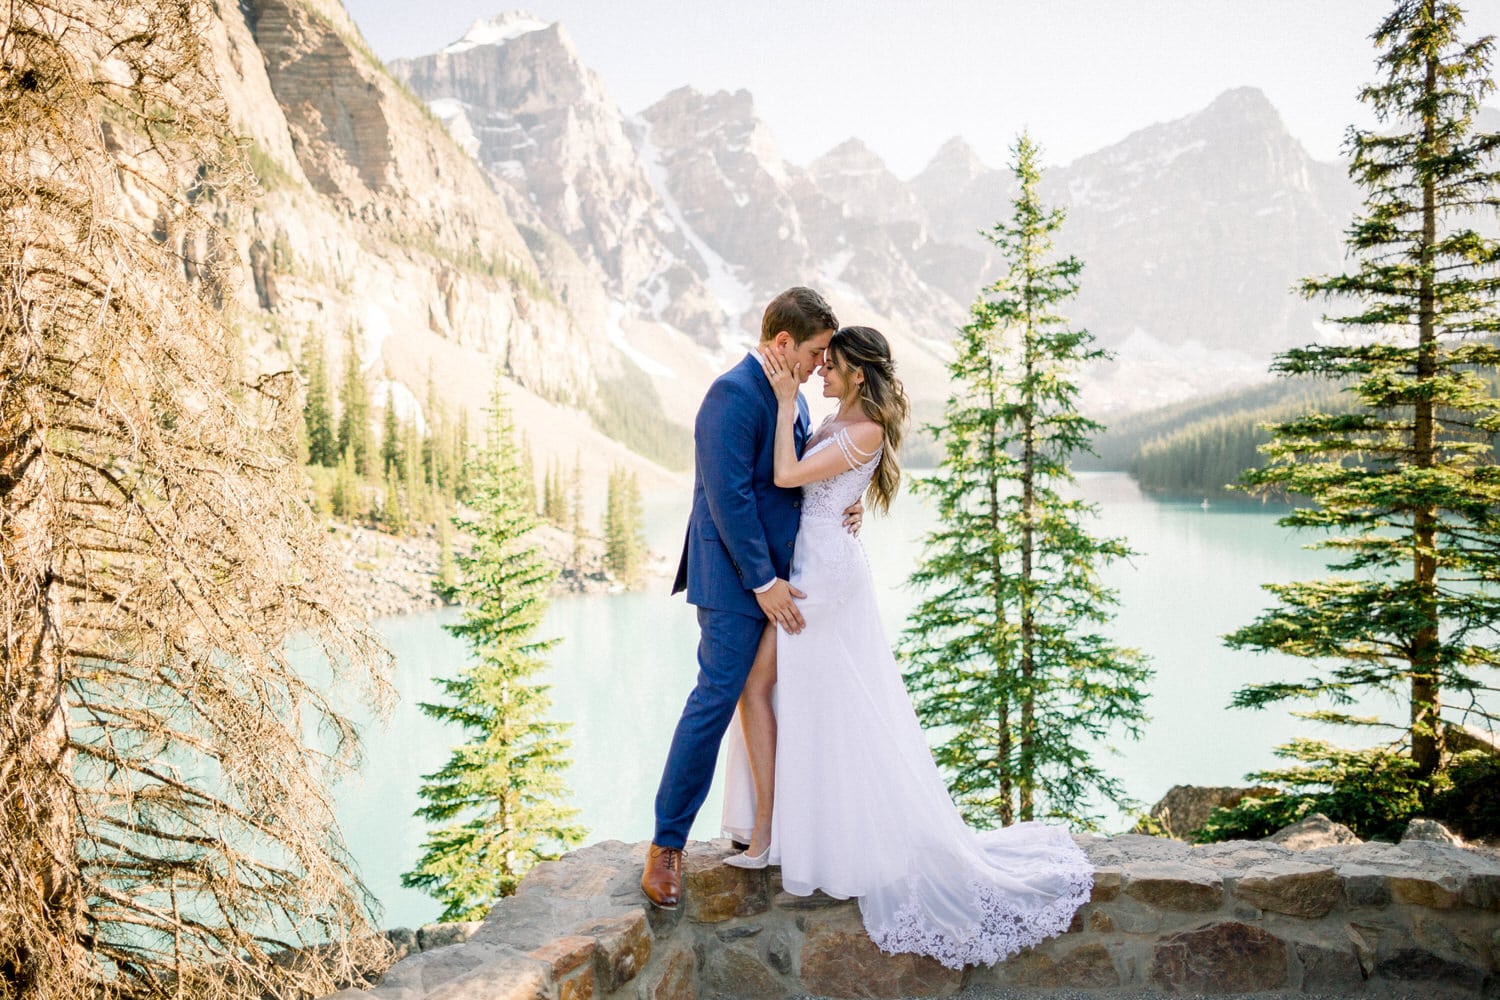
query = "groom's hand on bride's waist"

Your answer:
(843, 499), (864, 536)
(755, 579), (807, 634)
